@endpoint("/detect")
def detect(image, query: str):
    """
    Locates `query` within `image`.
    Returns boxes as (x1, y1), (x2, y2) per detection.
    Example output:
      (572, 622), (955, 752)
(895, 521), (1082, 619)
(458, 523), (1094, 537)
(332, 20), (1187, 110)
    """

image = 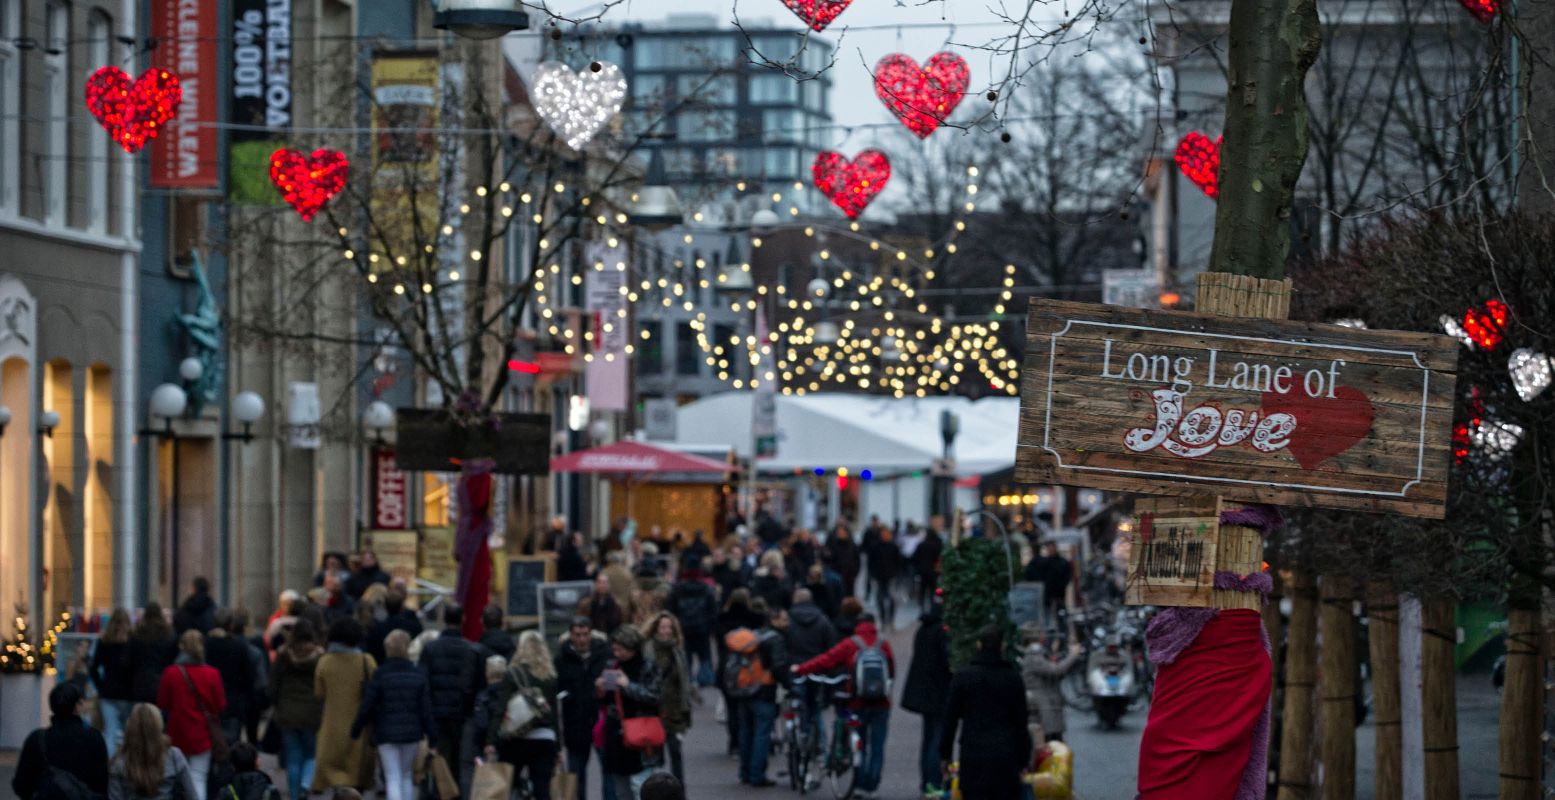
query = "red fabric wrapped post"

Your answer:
(1137, 609), (1271, 799)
